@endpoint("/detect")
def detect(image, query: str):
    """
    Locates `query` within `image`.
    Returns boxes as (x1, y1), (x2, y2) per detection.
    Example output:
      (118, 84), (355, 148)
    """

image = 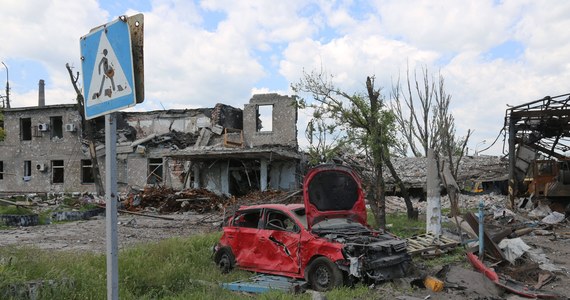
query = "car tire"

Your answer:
(214, 247), (235, 274)
(306, 257), (343, 292)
